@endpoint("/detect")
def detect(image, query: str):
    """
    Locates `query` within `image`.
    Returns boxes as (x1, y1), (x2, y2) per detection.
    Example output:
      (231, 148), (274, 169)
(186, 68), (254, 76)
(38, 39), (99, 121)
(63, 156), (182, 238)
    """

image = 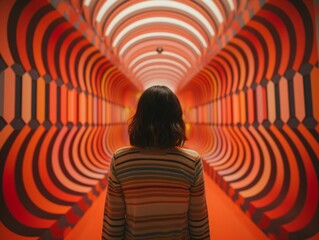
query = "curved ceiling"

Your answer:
(78, 0), (236, 91)
(1, 1), (318, 240)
